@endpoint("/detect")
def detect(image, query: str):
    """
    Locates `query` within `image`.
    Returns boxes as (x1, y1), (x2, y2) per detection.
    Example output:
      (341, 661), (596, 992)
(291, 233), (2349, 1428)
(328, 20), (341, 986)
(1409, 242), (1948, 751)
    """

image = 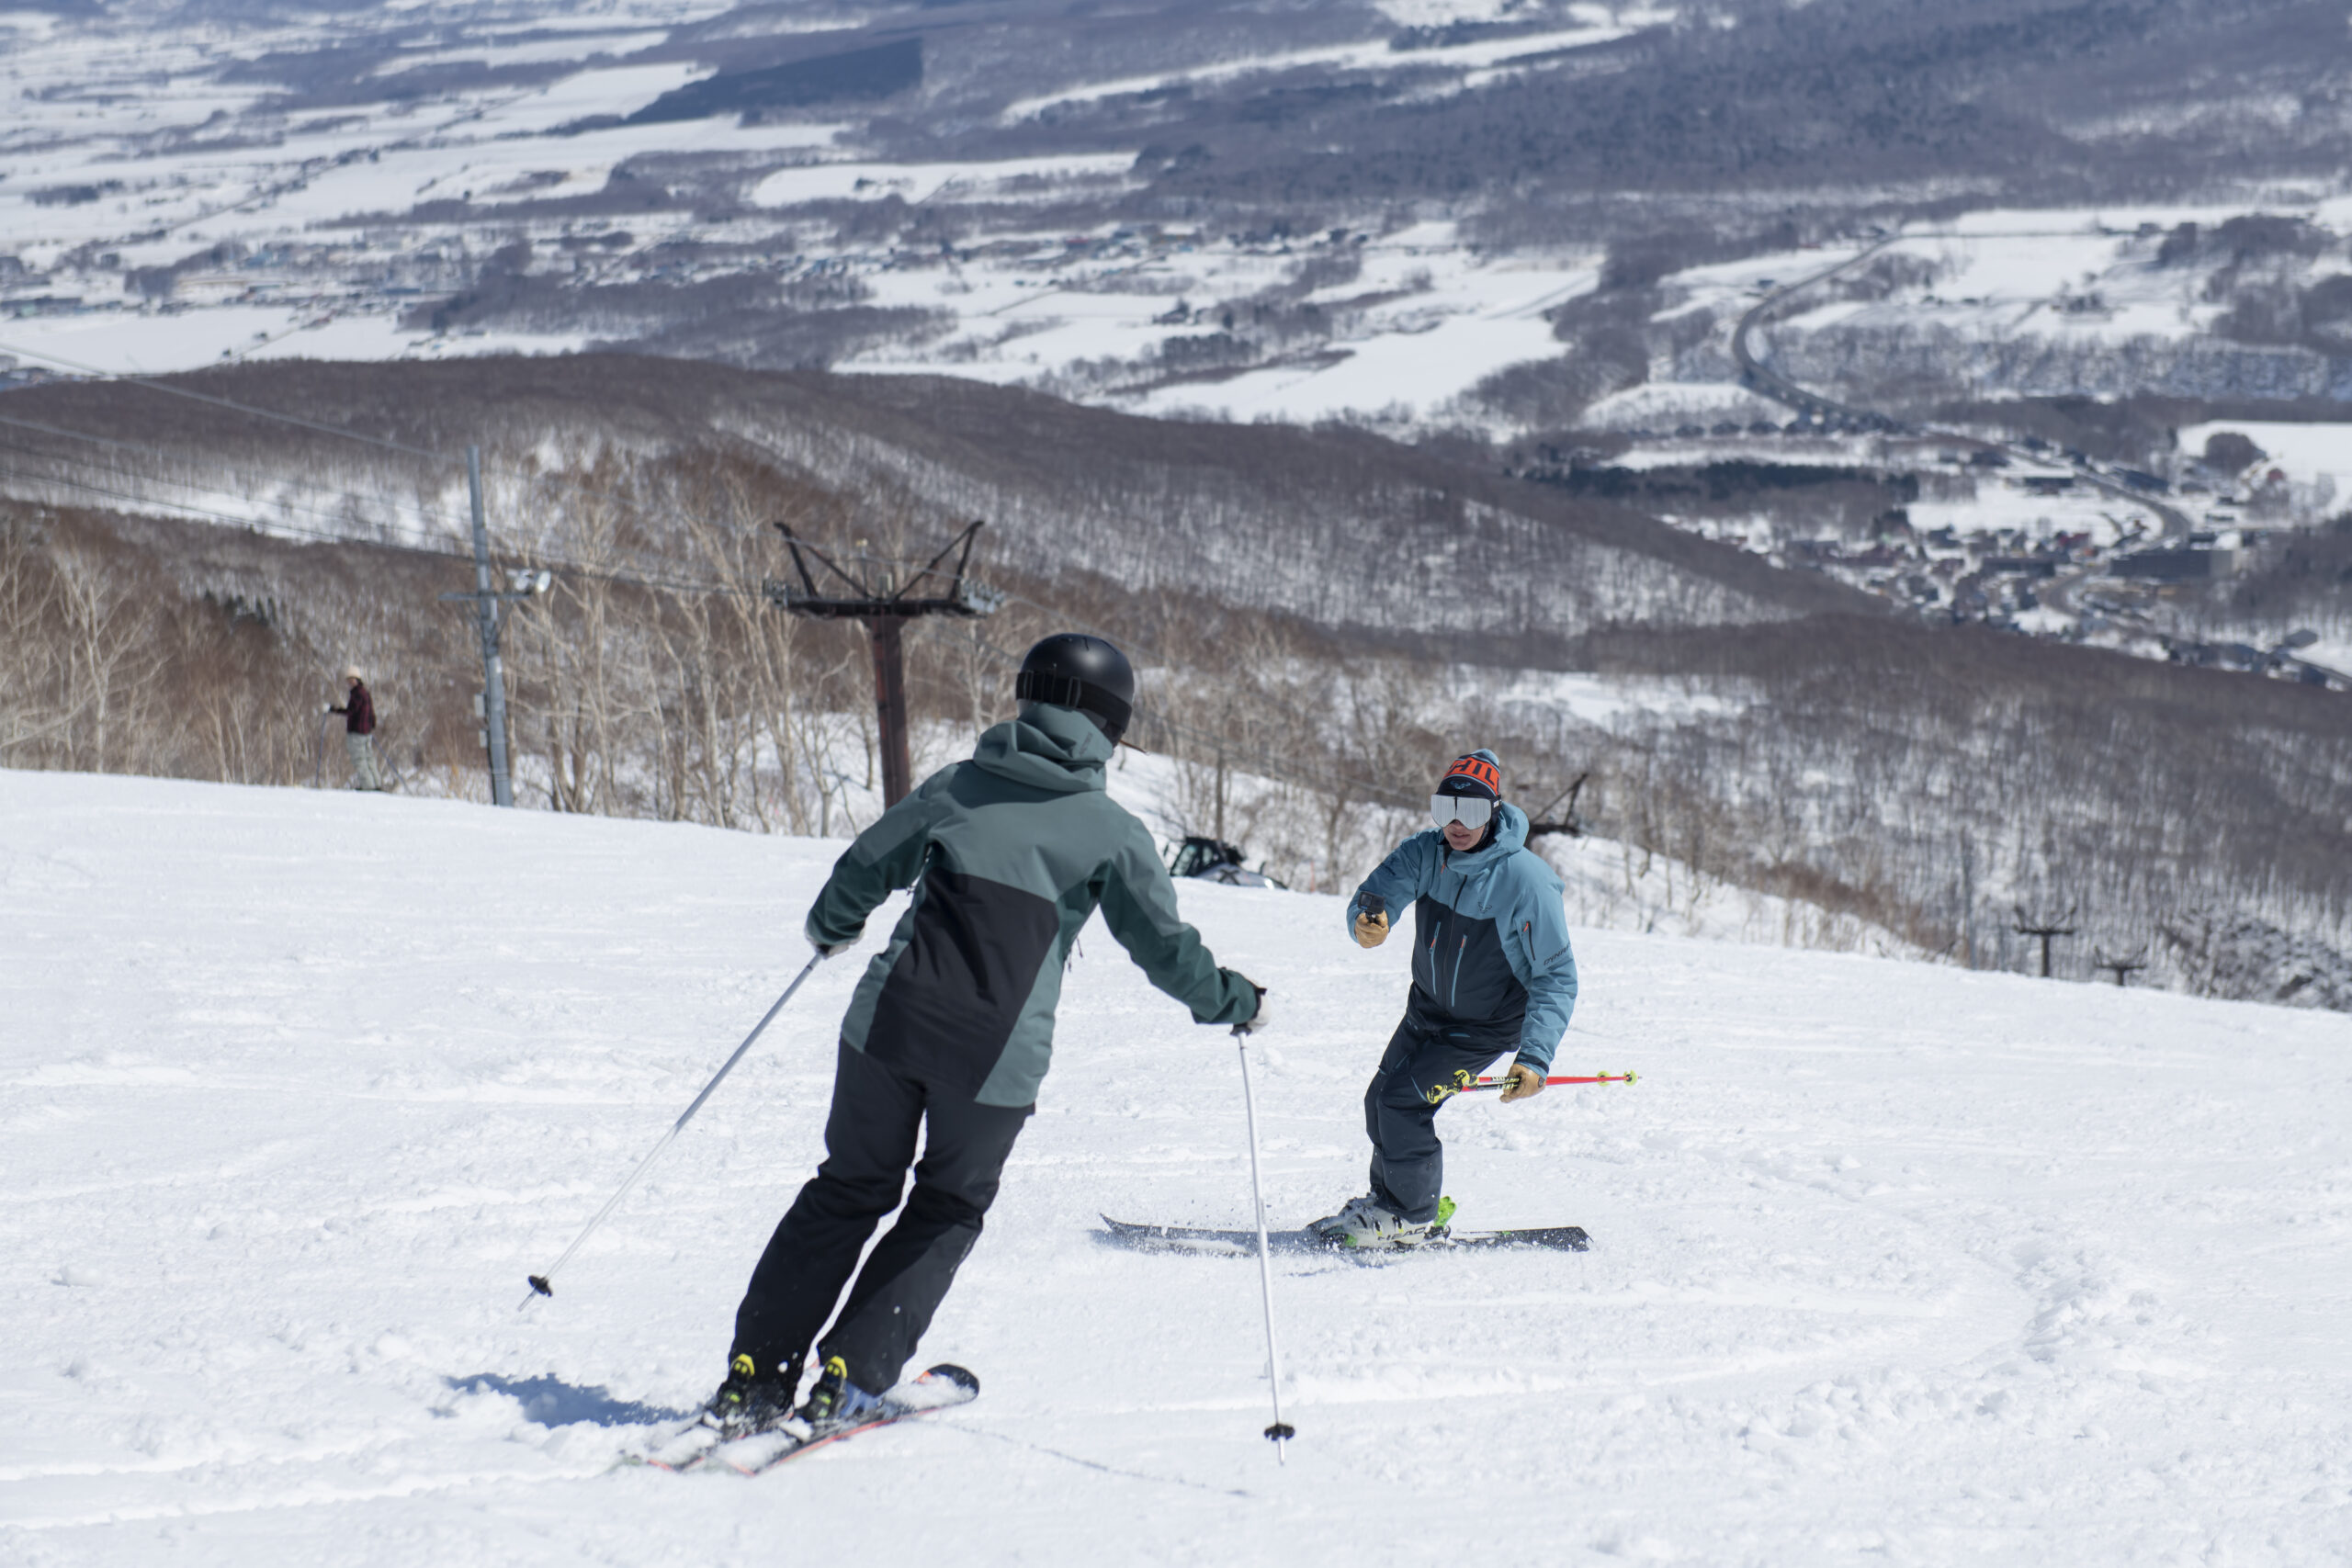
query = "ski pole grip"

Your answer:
(1359, 892), (1385, 919)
